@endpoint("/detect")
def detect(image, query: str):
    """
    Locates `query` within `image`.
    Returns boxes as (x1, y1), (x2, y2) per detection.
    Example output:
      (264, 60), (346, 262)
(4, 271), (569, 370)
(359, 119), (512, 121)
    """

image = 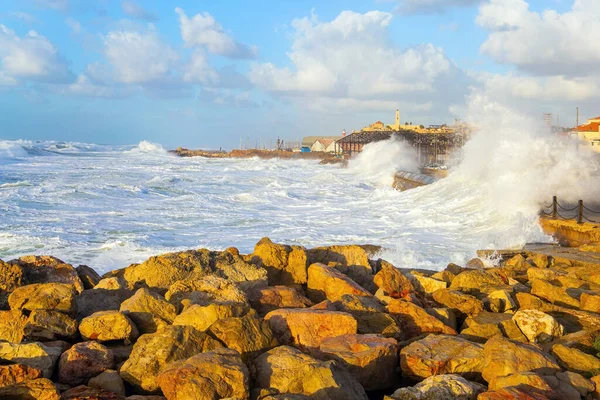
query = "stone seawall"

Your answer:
(392, 171), (439, 191)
